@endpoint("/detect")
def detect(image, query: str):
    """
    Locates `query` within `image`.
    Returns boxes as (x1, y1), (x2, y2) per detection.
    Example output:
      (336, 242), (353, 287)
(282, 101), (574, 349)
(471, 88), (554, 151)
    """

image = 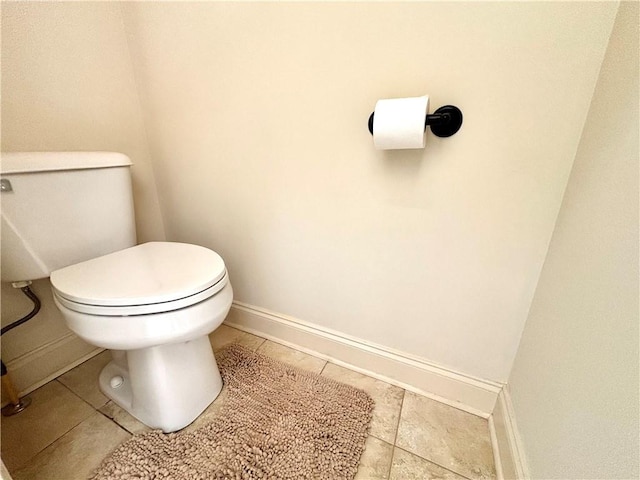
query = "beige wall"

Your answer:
(1, 2), (165, 243)
(121, 2), (616, 382)
(1, 2), (165, 393)
(508, 2), (639, 478)
(0, 2), (621, 392)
